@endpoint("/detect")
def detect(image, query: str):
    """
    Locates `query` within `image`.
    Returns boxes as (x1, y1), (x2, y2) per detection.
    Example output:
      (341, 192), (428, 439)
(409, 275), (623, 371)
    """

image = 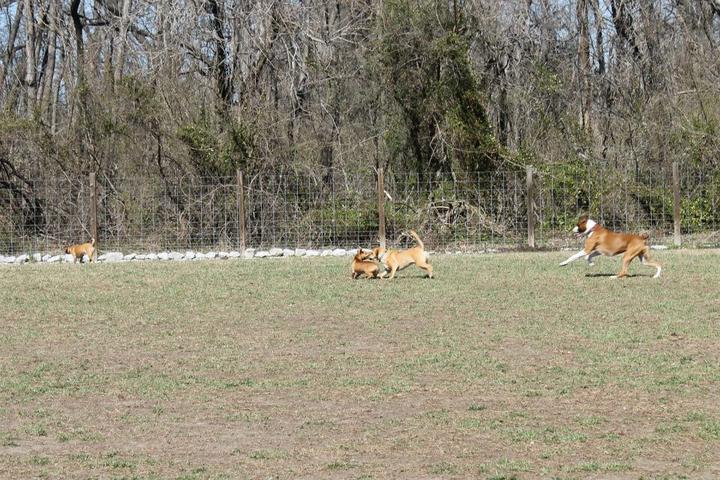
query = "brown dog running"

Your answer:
(559, 215), (661, 278)
(351, 248), (381, 279)
(65, 237), (96, 263)
(371, 230), (433, 279)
